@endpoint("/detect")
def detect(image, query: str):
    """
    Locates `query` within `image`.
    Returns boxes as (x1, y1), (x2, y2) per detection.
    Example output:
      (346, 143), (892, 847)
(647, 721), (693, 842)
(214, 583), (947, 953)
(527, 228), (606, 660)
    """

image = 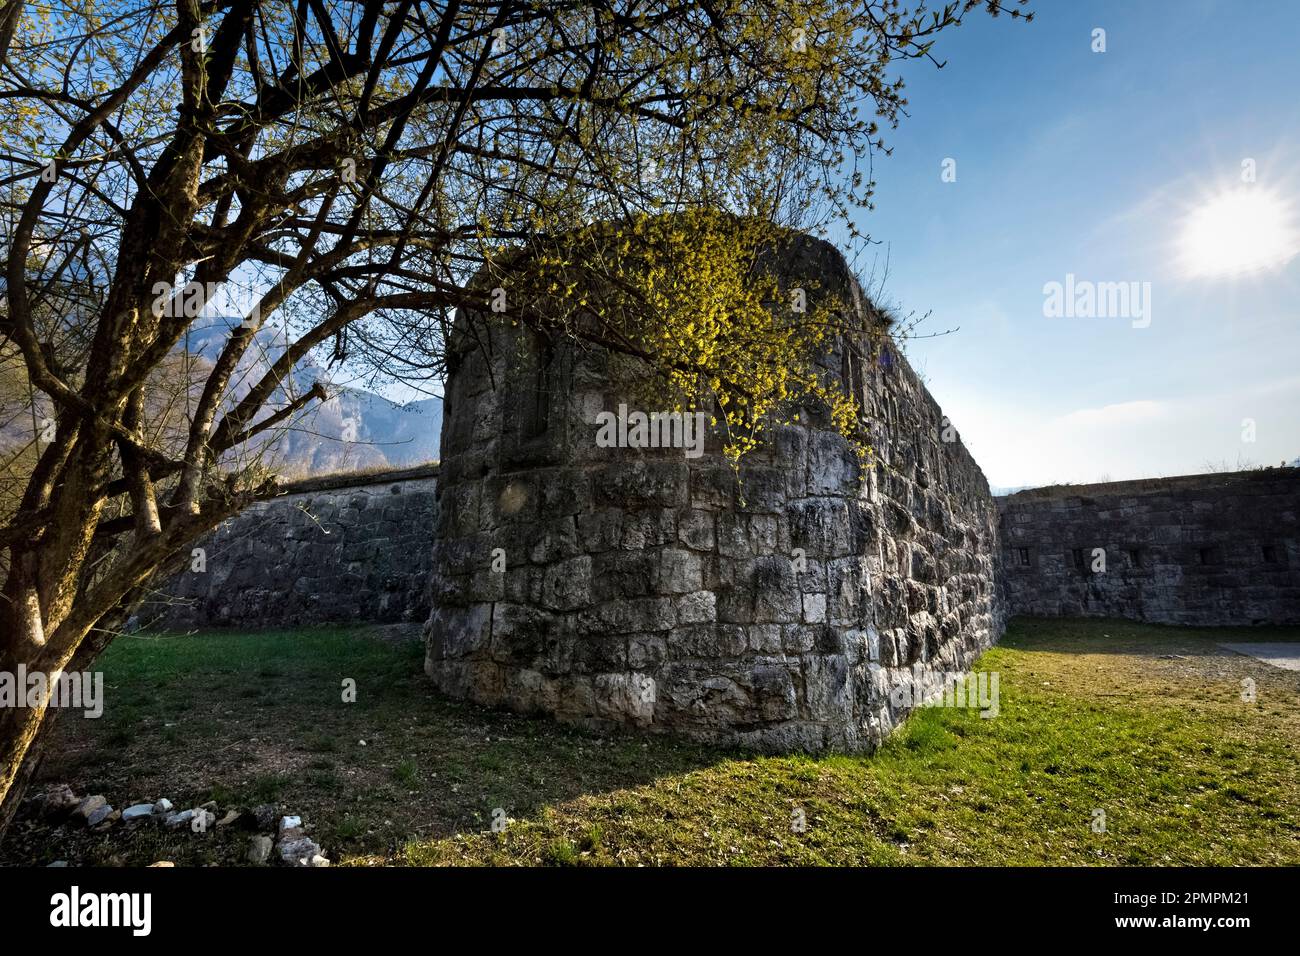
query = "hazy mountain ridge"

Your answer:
(272, 386), (442, 477)
(187, 320), (442, 477)
(1, 321), (442, 480)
